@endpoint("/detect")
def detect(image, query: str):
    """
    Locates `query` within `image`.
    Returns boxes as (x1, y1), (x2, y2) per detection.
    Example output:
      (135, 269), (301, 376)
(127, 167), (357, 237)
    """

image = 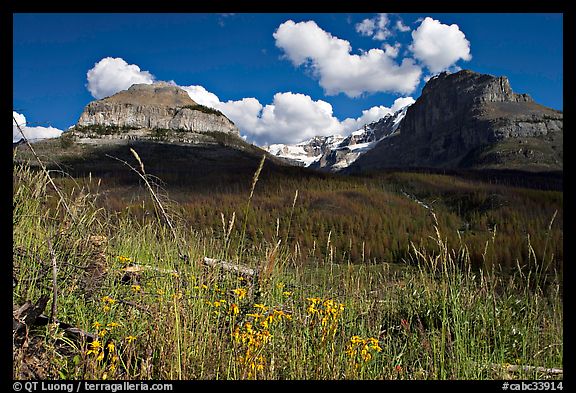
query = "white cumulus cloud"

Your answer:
(206, 92), (343, 145)
(86, 57), (156, 99)
(356, 13), (391, 41)
(395, 20), (411, 33)
(383, 43), (402, 58)
(340, 97), (415, 132)
(217, 97), (264, 136)
(409, 17), (472, 73)
(253, 92), (343, 144)
(180, 85), (222, 108)
(355, 18), (376, 37)
(13, 111), (63, 143)
(274, 20), (421, 97)
(181, 87), (414, 145)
